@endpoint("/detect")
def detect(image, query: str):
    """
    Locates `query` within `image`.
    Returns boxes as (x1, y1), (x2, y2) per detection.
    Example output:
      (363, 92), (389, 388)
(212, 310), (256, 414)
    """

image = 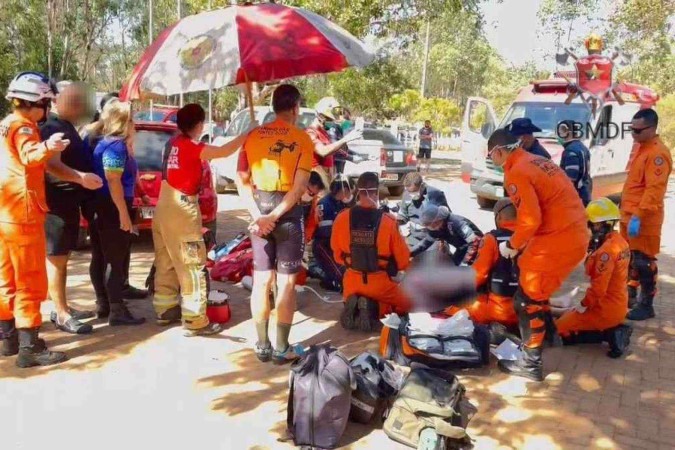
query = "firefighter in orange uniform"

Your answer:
(331, 172), (411, 328)
(487, 129), (590, 381)
(620, 109), (673, 321)
(0, 72), (71, 368)
(556, 198), (632, 358)
(444, 198), (519, 332)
